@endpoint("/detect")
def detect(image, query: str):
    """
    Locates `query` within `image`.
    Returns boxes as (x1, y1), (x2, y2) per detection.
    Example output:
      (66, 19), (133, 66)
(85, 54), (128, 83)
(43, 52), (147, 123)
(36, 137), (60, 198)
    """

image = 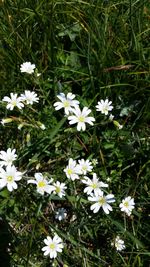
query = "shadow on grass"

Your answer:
(0, 217), (11, 267)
